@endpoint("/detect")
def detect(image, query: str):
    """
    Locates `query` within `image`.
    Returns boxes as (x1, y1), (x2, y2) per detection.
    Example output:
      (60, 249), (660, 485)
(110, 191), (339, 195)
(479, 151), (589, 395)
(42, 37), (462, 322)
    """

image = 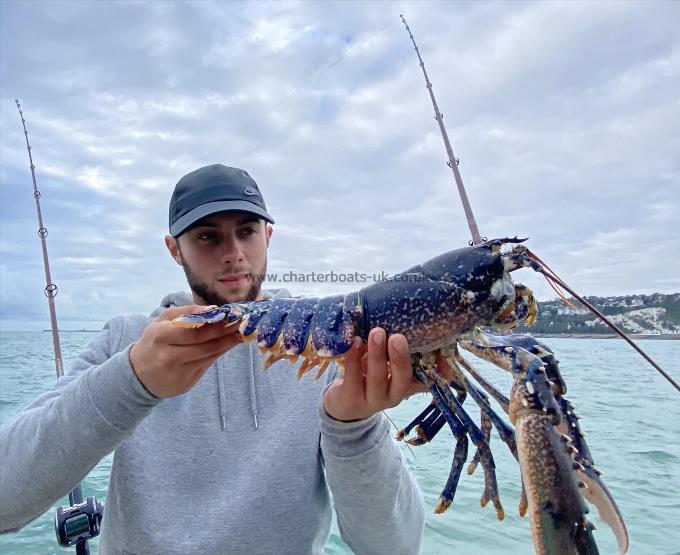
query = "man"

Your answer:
(0, 164), (428, 554)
